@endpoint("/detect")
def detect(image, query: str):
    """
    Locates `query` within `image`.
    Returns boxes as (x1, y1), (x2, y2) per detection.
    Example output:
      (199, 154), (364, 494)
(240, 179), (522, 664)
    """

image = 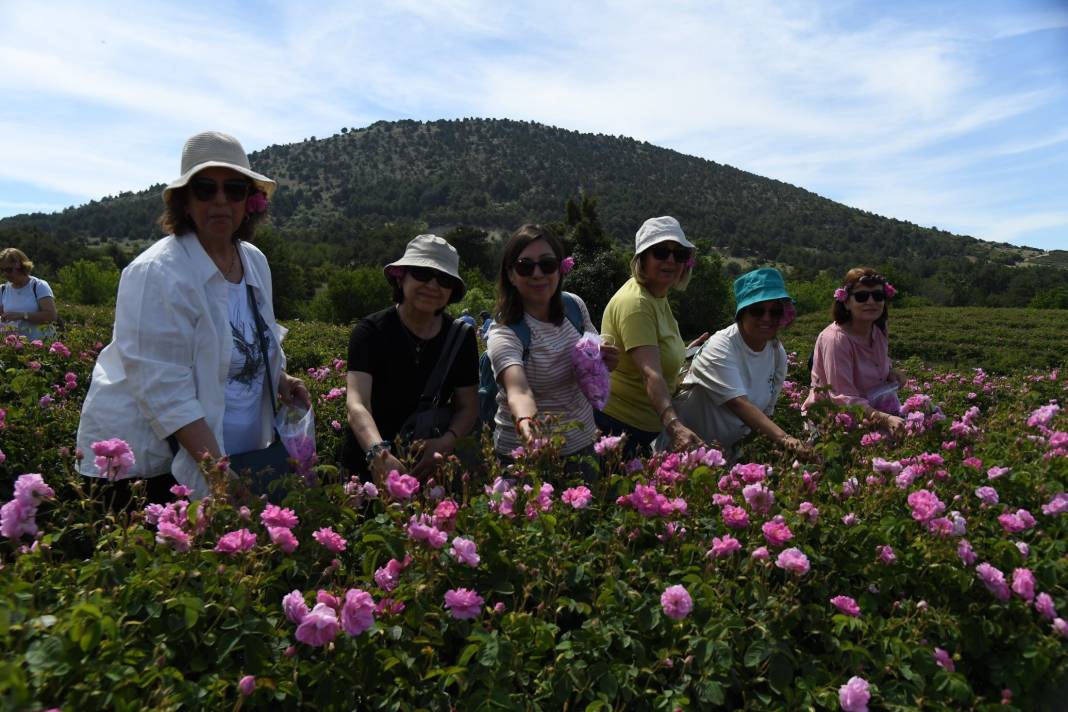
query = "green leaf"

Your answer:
(744, 639), (772, 668)
(767, 652), (794, 693)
